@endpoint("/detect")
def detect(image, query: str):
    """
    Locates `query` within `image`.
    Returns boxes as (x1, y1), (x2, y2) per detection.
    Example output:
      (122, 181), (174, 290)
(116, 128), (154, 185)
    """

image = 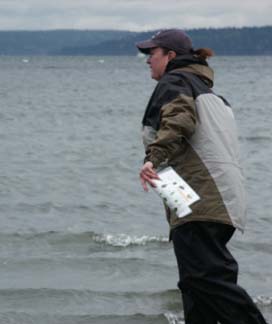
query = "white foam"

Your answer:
(93, 233), (168, 247)
(254, 296), (272, 306)
(164, 312), (185, 324)
(137, 52), (145, 58)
